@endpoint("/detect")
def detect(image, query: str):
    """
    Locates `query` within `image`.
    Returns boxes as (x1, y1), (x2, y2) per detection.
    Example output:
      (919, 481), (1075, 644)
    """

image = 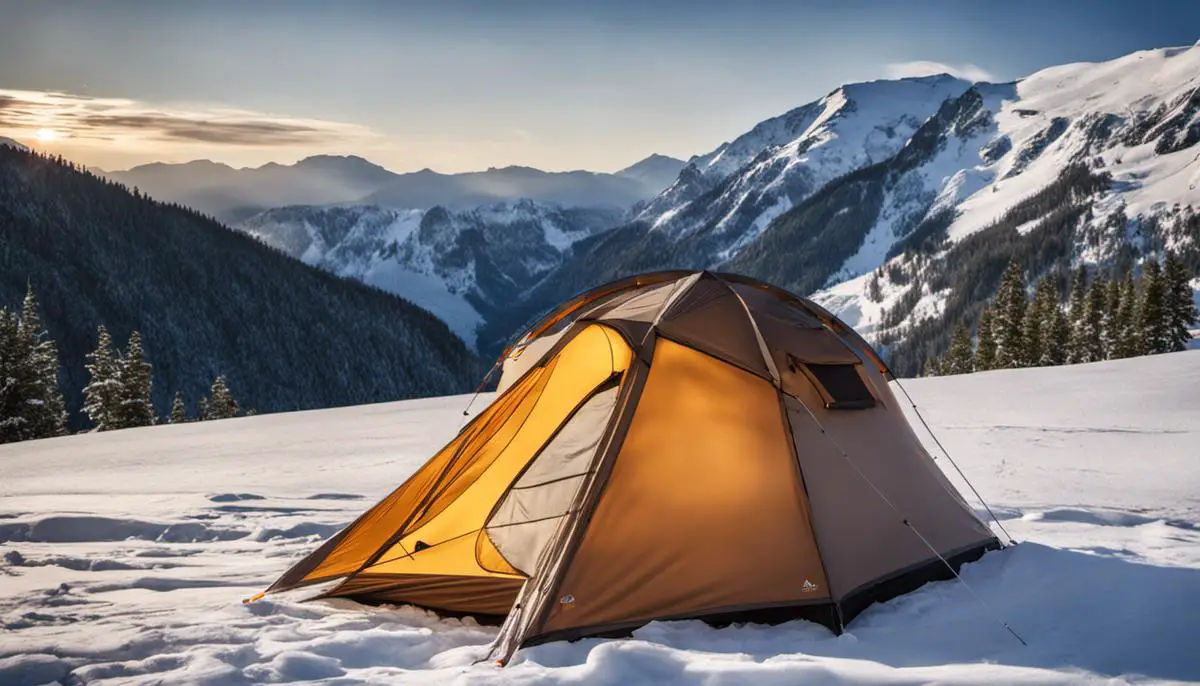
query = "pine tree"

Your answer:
(993, 261), (1028, 368)
(83, 325), (124, 431)
(169, 391), (188, 424)
(1024, 277), (1056, 367)
(1042, 301), (1070, 366)
(207, 376), (238, 420)
(1066, 265), (1089, 363)
(1137, 258), (1170, 355)
(1102, 276), (1122, 359)
(1164, 251), (1198, 352)
(975, 306), (997, 371)
(0, 308), (25, 442)
(923, 356), (943, 377)
(116, 330), (155, 429)
(1078, 275), (1108, 363)
(197, 396), (211, 422)
(943, 321), (975, 375)
(0, 285), (68, 443)
(1113, 274), (1140, 358)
